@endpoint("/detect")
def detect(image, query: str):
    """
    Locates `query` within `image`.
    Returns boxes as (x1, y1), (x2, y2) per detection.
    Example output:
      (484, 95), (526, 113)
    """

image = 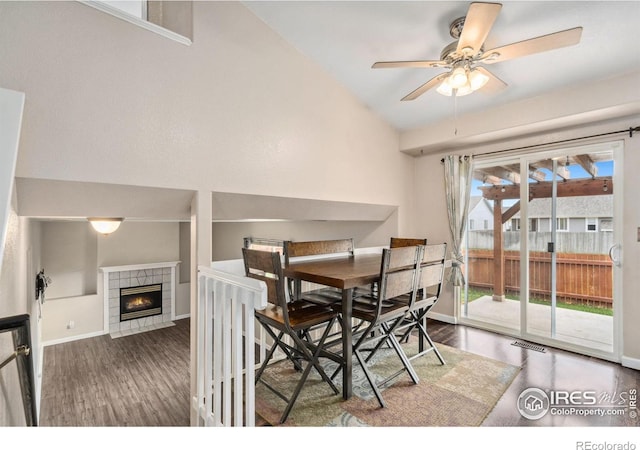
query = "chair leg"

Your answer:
(279, 351), (317, 423)
(329, 321), (375, 381)
(279, 320), (340, 423)
(305, 318), (341, 393)
(386, 331), (419, 385)
(354, 348), (386, 408)
(396, 318), (414, 344)
(260, 326), (304, 374)
(255, 331), (283, 383)
(415, 319), (445, 365)
(364, 316), (405, 363)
